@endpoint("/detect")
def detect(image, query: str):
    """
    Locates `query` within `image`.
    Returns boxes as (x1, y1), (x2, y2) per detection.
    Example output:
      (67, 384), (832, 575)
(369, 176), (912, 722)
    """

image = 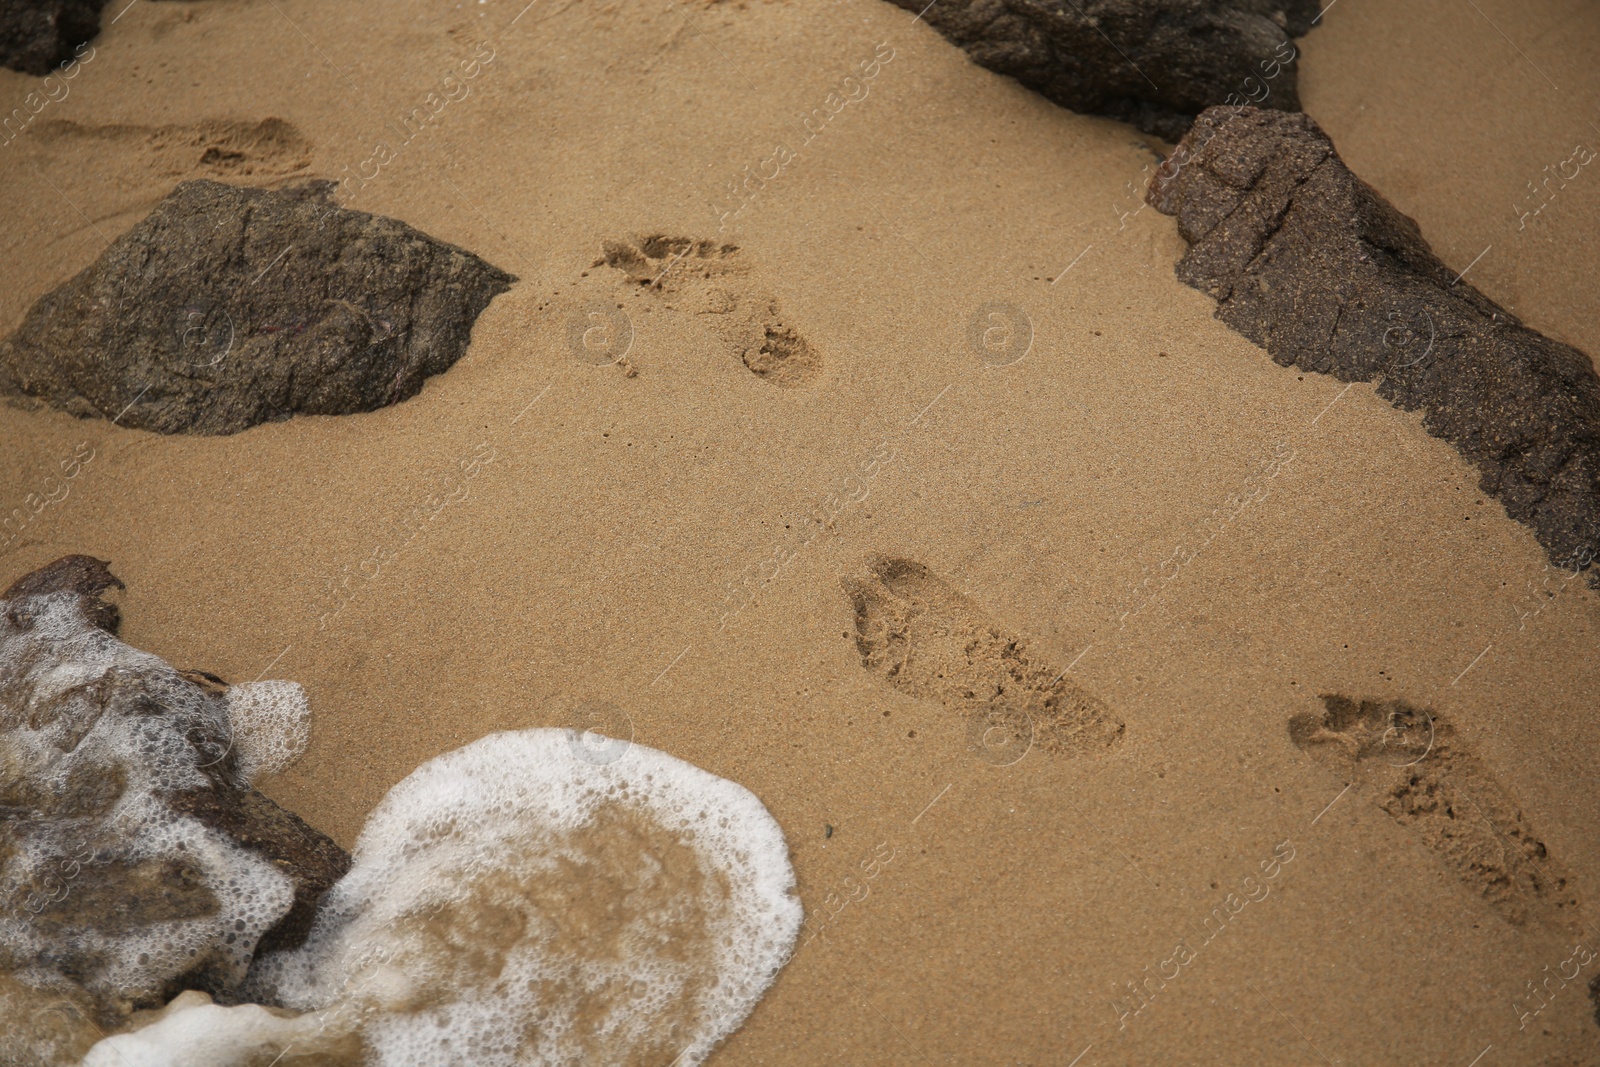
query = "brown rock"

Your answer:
(0, 0), (103, 77)
(165, 787), (351, 958)
(1148, 106), (1600, 579)
(2, 553), (123, 633)
(890, 0), (1320, 140)
(0, 970), (101, 1067)
(0, 179), (515, 435)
